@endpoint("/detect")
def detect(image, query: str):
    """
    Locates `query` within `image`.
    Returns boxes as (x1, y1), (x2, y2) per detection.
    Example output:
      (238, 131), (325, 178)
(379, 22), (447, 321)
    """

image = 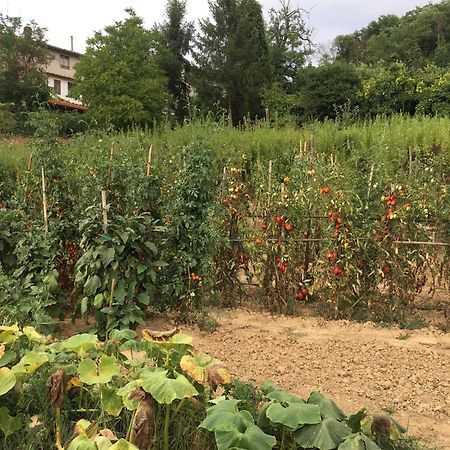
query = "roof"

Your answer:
(44, 43), (83, 58)
(48, 97), (87, 111)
